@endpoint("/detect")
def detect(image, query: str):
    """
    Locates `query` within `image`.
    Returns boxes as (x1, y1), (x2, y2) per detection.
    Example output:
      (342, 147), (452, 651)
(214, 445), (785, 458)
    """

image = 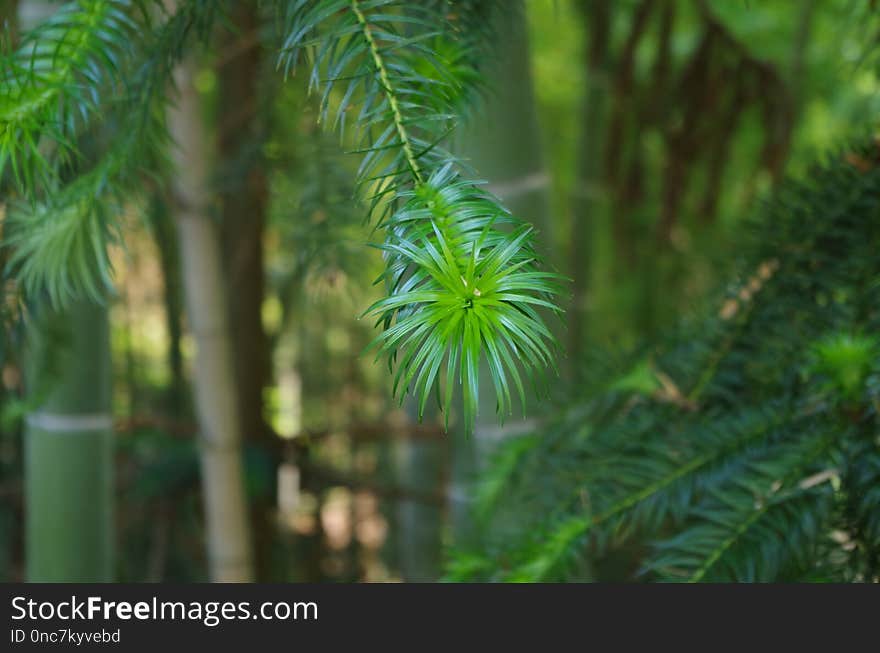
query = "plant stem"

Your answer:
(168, 54), (254, 582)
(350, 0), (424, 184)
(25, 300), (113, 581)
